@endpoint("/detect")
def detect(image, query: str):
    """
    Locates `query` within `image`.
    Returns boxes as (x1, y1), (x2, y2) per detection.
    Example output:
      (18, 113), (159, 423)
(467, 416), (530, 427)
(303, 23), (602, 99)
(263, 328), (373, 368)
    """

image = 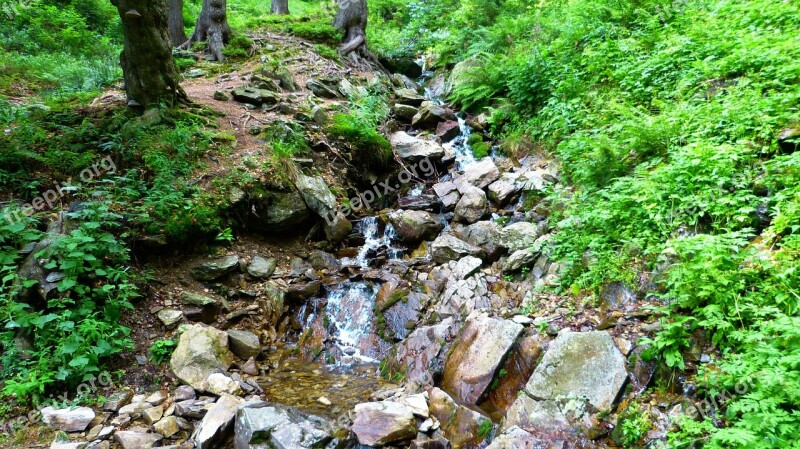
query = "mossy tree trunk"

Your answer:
(168, 0), (186, 46)
(271, 0), (289, 15)
(182, 0), (232, 61)
(110, 0), (188, 109)
(333, 0), (367, 55)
